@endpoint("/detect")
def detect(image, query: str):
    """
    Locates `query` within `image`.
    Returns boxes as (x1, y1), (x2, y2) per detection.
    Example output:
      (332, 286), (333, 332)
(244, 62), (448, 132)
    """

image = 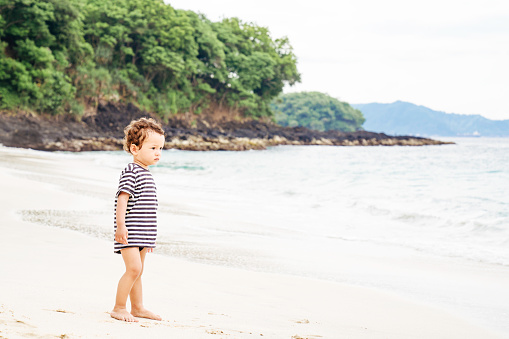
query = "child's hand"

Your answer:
(147, 248), (154, 253)
(115, 227), (128, 244)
